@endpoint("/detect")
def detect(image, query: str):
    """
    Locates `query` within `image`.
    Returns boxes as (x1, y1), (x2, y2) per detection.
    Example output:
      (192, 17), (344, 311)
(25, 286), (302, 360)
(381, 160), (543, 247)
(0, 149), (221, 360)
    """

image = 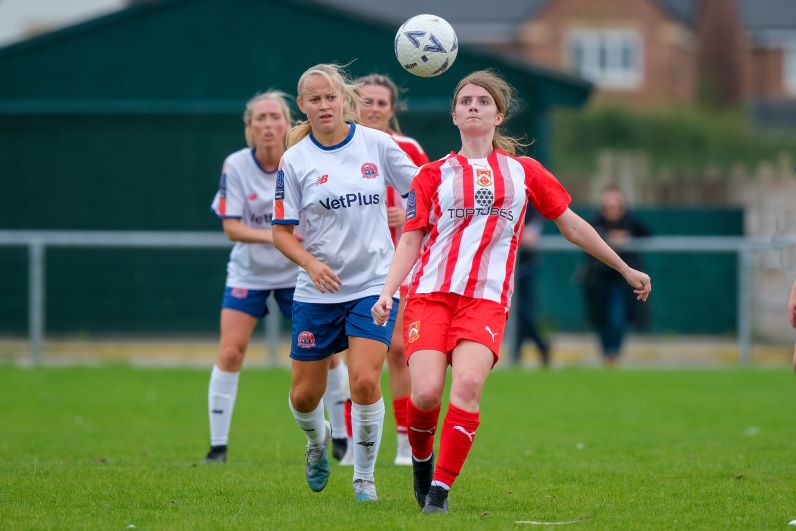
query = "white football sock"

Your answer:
(208, 365), (239, 446)
(352, 398), (385, 482)
(324, 361), (348, 439)
(288, 395), (326, 445)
